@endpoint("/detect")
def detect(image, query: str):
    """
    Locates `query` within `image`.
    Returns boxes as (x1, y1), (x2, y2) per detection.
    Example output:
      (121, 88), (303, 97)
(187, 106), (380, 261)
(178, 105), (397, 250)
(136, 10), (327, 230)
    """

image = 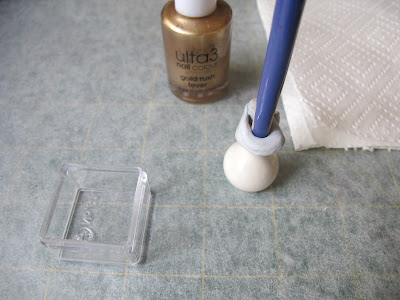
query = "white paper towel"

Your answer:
(257, 0), (400, 151)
